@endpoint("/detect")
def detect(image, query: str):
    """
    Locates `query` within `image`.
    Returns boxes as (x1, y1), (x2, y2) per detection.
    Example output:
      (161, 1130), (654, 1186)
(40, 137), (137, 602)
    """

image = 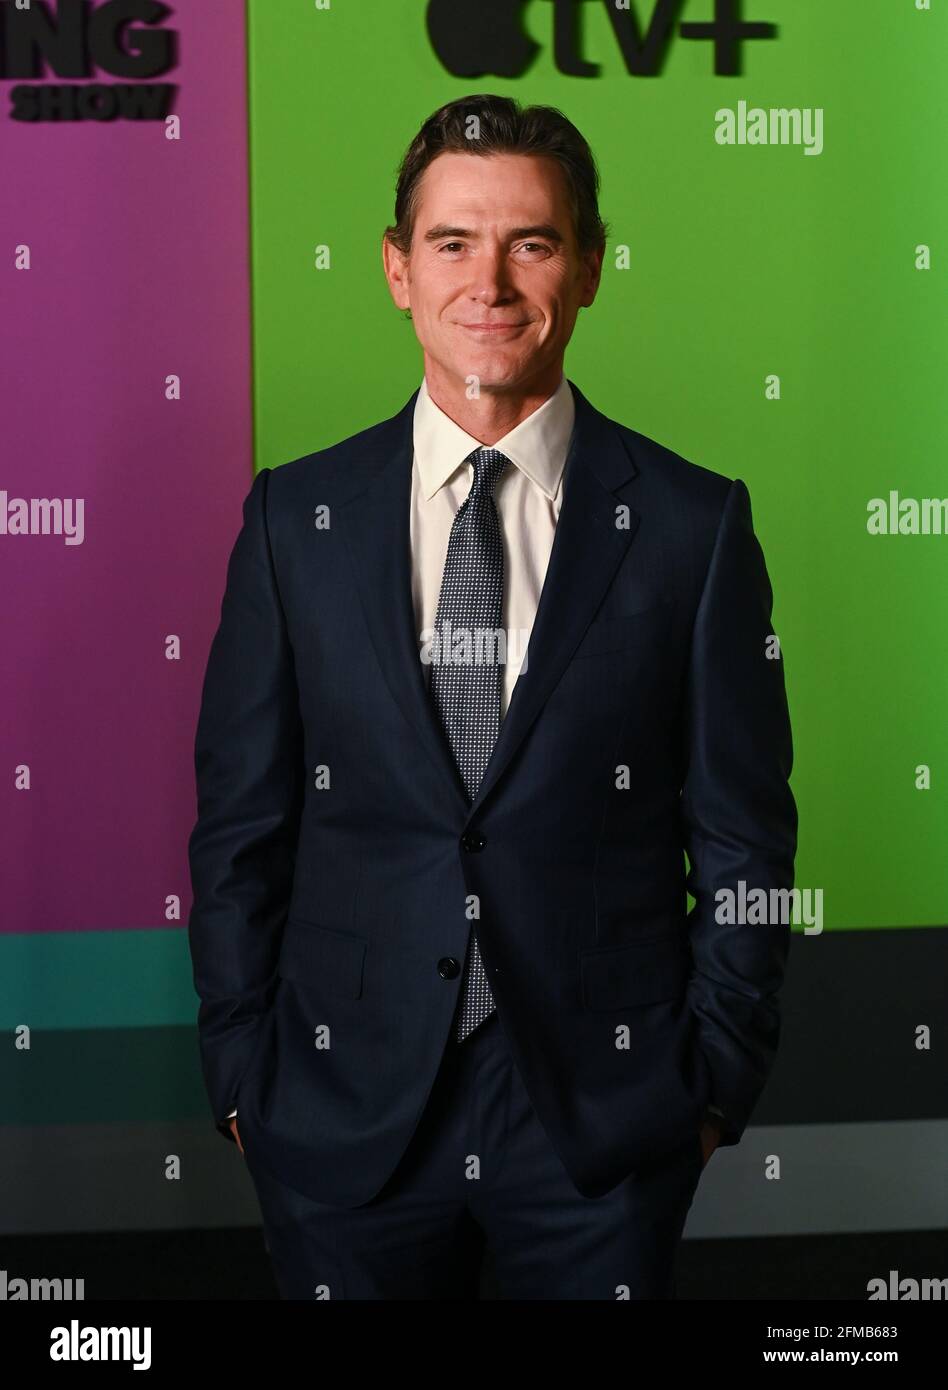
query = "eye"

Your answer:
(437, 242), (465, 254)
(518, 242), (552, 256)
